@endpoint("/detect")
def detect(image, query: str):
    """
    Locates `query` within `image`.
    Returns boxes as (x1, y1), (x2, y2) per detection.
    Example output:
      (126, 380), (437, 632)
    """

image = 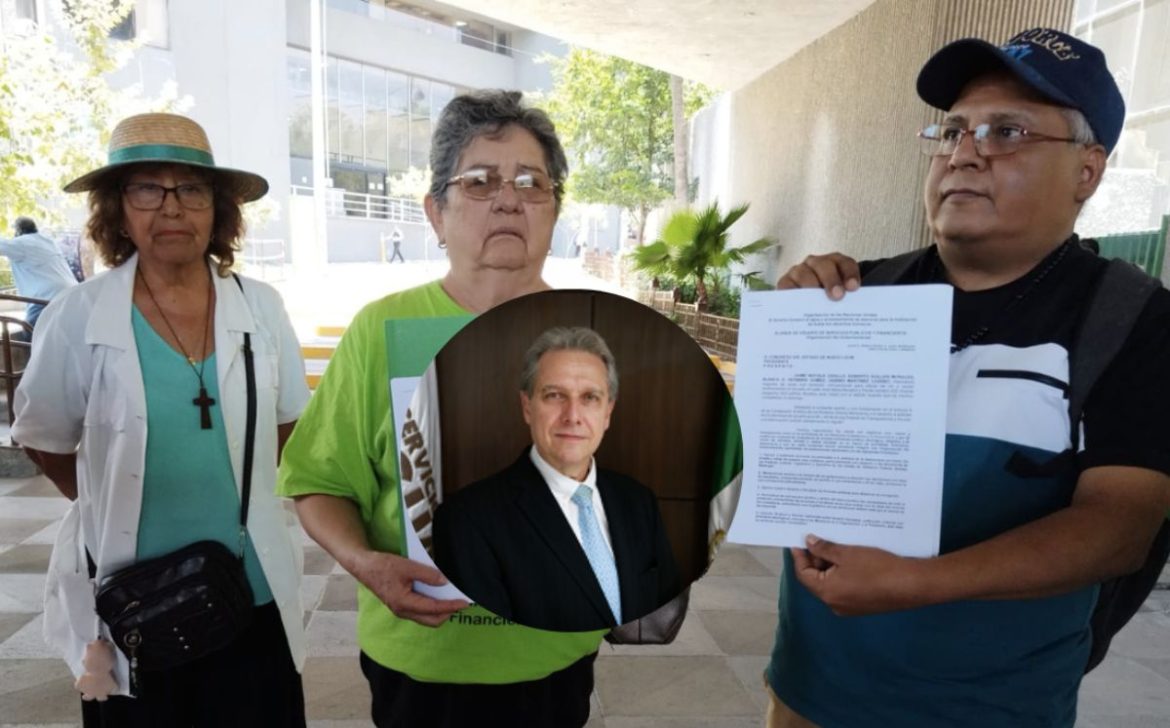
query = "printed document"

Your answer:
(727, 286), (951, 557)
